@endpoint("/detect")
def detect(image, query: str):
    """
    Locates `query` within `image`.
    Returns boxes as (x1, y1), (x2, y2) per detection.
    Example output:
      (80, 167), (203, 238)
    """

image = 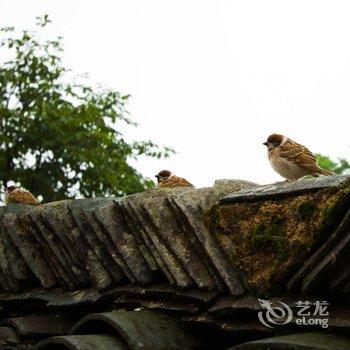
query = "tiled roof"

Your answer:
(0, 176), (349, 349)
